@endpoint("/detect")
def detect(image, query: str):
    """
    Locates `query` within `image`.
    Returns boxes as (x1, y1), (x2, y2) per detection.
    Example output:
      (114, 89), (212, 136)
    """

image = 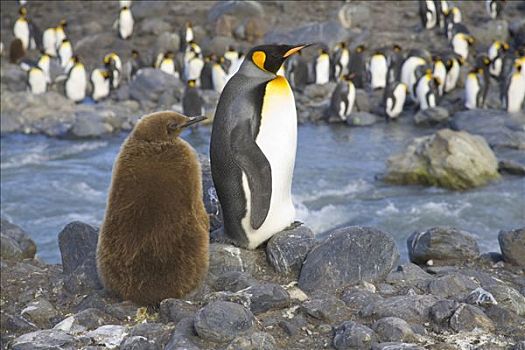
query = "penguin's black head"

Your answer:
(72, 55), (80, 64)
(164, 51), (174, 59)
(186, 21), (193, 28)
(133, 111), (206, 142)
(59, 19), (67, 28)
(248, 44), (310, 74)
(393, 44), (402, 52)
(339, 42), (347, 49)
(187, 79), (197, 88)
(356, 45), (366, 53)
(131, 49), (139, 58)
(121, 6), (129, 11)
(19, 6), (27, 16)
